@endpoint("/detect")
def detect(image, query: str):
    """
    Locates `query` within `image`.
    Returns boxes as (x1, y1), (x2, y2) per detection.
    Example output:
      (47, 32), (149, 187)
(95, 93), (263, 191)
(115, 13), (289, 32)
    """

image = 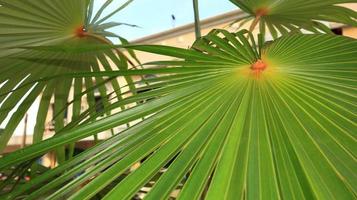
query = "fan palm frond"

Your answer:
(229, 0), (357, 38)
(1, 30), (356, 199)
(0, 0), (137, 158)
